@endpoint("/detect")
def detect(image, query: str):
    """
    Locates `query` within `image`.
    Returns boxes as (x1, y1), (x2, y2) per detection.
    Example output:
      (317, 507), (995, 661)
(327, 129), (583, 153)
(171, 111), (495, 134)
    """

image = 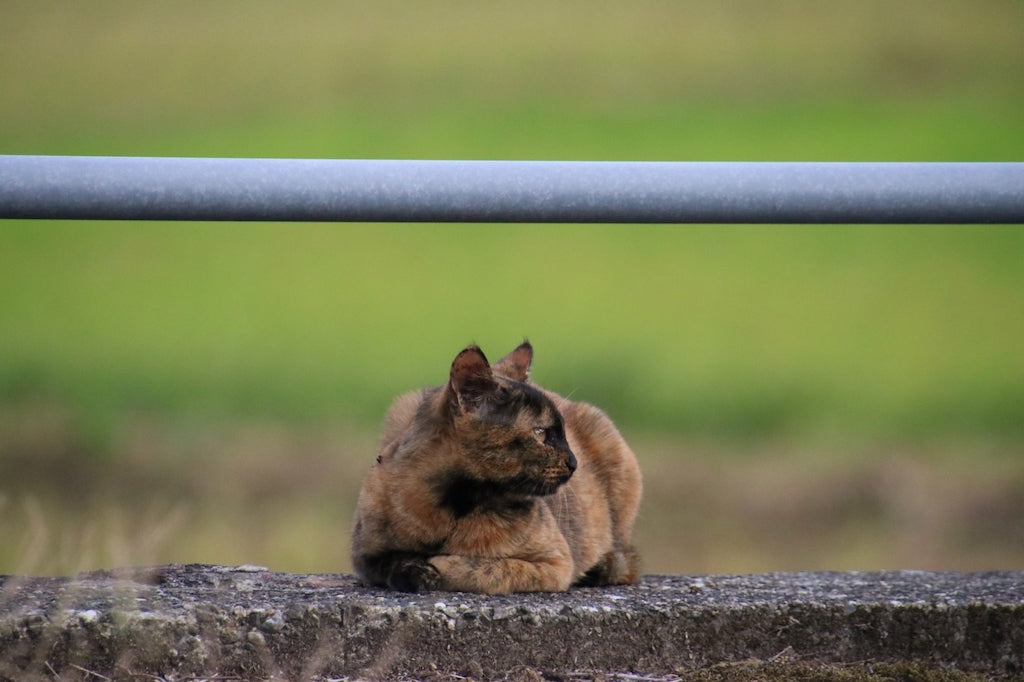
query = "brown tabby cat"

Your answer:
(350, 341), (642, 593)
